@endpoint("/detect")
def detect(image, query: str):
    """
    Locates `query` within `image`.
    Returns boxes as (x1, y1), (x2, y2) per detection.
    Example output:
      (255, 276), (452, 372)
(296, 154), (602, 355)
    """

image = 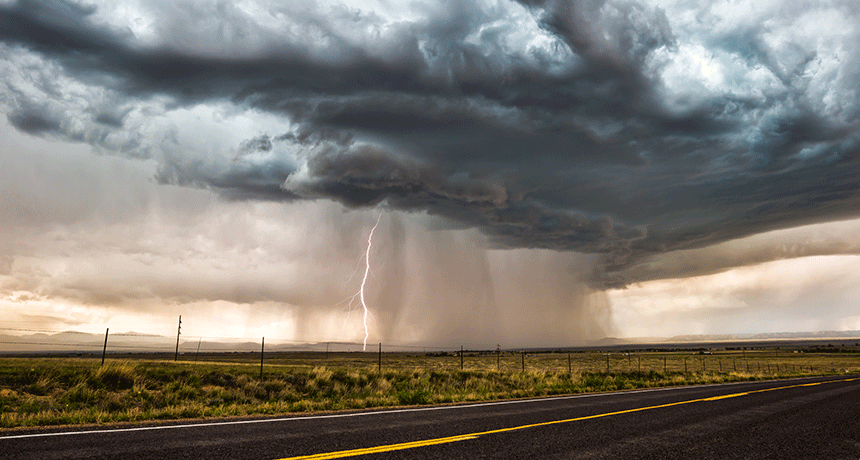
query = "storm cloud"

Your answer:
(2, 0), (860, 342)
